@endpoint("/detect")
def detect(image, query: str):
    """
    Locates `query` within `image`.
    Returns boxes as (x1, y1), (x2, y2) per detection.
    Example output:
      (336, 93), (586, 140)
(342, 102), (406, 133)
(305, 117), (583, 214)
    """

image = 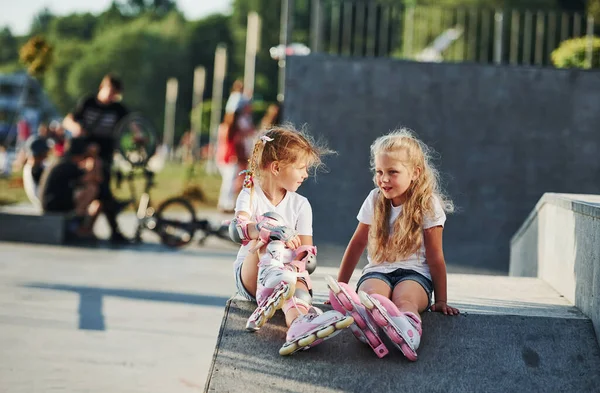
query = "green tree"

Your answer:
(48, 13), (98, 41)
(120, 0), (178, 16)
(29, 8), (55, 36)
(19, 35), (53, 77)
(66, 12), (191, 139)
(43, 40), (87, 114)
(0, 28), (18, 63)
